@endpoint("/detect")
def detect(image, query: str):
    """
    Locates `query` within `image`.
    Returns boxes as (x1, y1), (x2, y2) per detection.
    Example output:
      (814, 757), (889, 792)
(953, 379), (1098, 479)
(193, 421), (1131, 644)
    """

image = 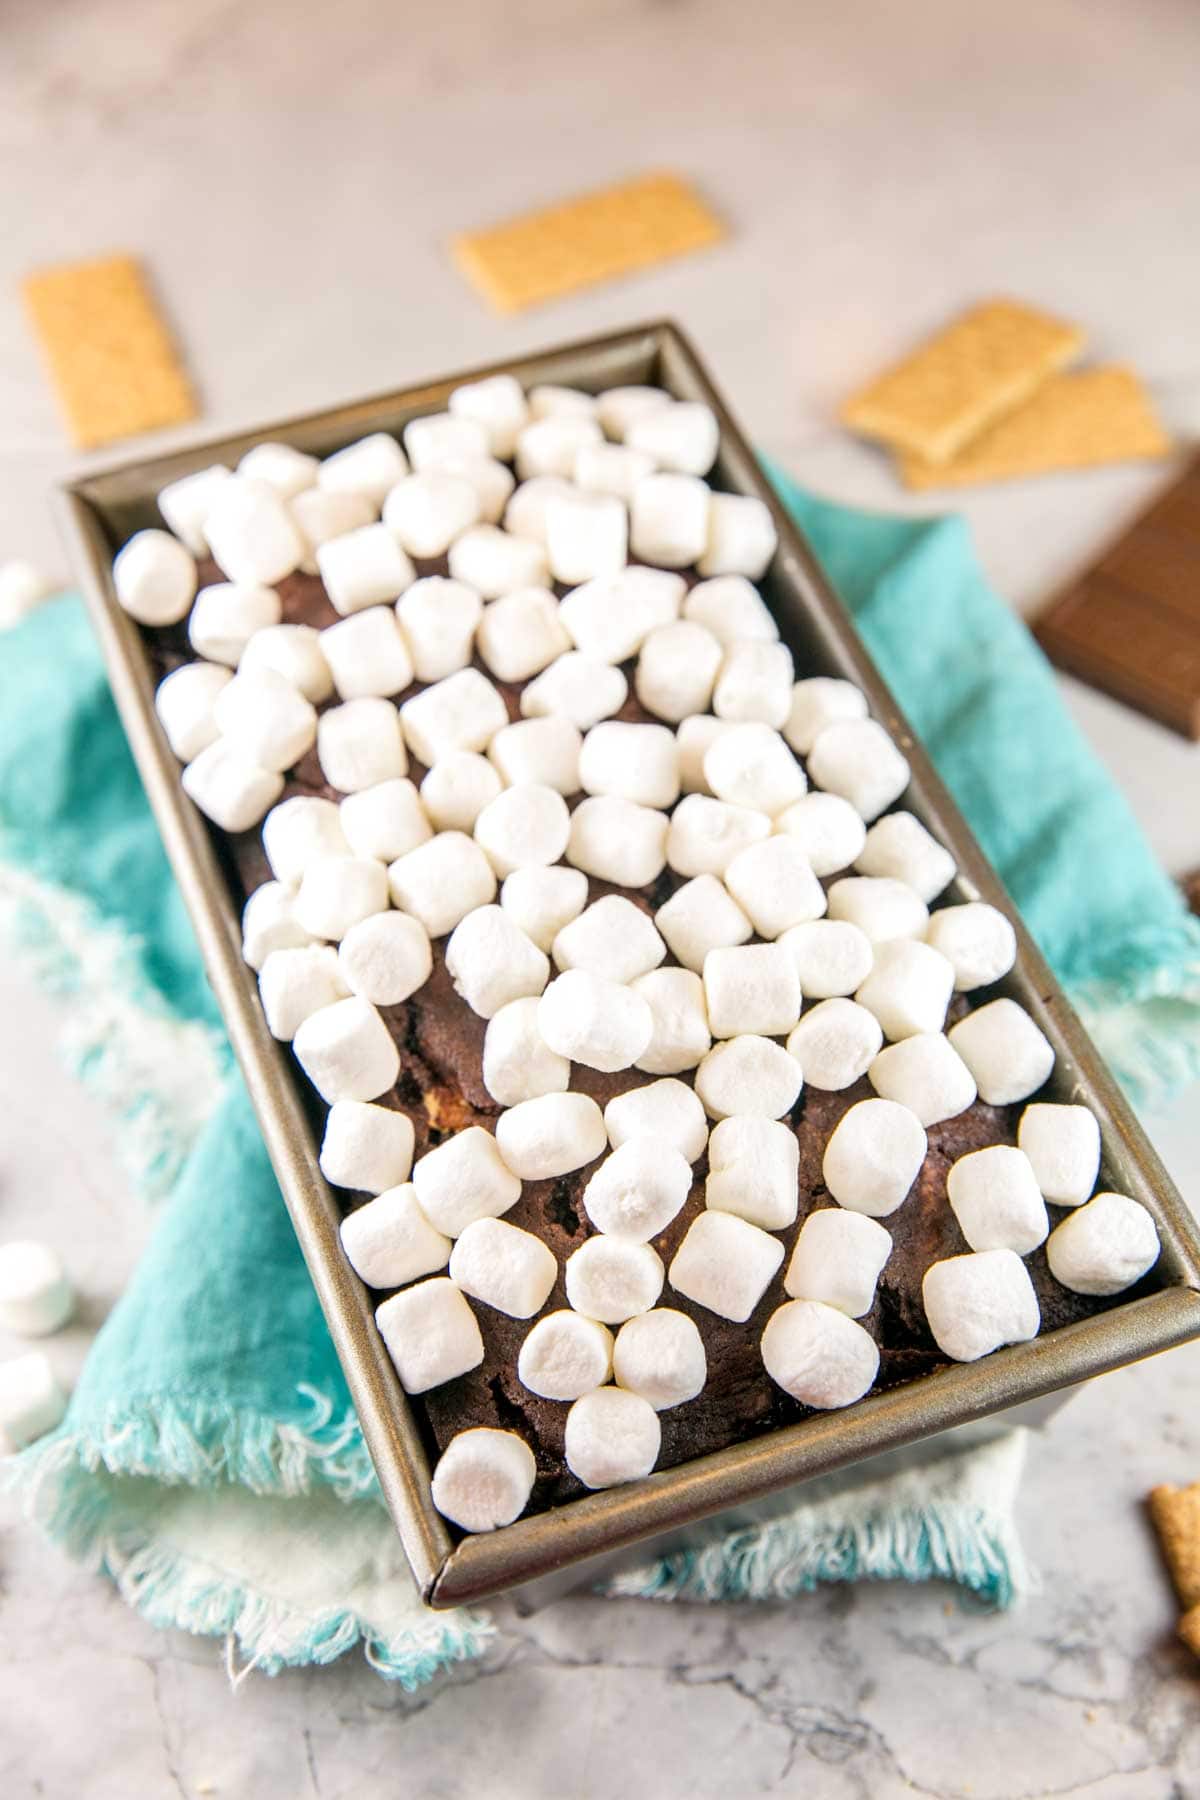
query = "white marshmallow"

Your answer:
(567, 796), (668, 888)
(237, 442), (319, 499)
(181, 741), (282, 832)
(339, 778), (431, 862)
(779, 920), (874, 999)
(604, 1078), (708, 1163)
(553, 895), (665, 984)
(503, 476), (576, 546)
(822, 1098), (927, 1216)
(412, 1127), (522, 1236)
(293, 996), (400, 1103)
(241, 881), (313, 970)
(338, 910), (433, 1005)
(683, 575), (778, 646)
(500, 865), (589, 953)
(669, 1211), (784, 1322)
(404, 412), (490, 473)
(774, 792), (866, 877)
(0, 1241), (73, 1337)
(293, 855), (390, 941)
(666, 793), (771, 877)
(520, 653), (628, 731)
(476, 588), (570, 683)
(1046, 1192), (1160, 1296)
(320, 1100), (417, 1194)
(854, 939), (956, 1040)
(474, 784), (571, 877)
(925, 903), (1018, 992)
(157, 463), (233, 555)
(704, 722), (806, 817)
(154, 661), (231, 762)
(948, 999), (1055, 1106)
(761, 1300), (879, 1408)
(694, 1035), (804, 1121)
(445, 905), (550, 1018)
(0, 1351), (67, 1454)
(213, 666), (317, 772)
(706, 1115), (799, 1230)
(528, 384), (598, 423)
(382, 472), (481, 560)
(431, 1427), (536, 1533)
(1018, 1103), (1101, 1207)
(291, 488), (375, 574)
(627, 400), (719, 476)
(400, 667), (508, 765)
(546, 490), (628, 585)
(319, 434), (408, 508)
(564, 1386), (661, 1489)
(239, 623), (334, 703)
(868, 1033), (978, 1127)
(559, 566), (684, 664)
(250, 939), (345, 1032)
(340, 1183), (449, 1287)
(713, 640), (794, 728)
(515, 414), (602, 481)
(635, 621), (724, 723)
(582, 1138), (693, 1243)
(317, 523), (415, 616)
(449, 1217), (558, 1319)
(922, 1249), (1040, 1363)
(724, 836), (827, 939)
(206, 478), (305, 587)
(437, 455), (515, 526)
(489, 716), (581, 795)
(112, 529), (197, 625)
(786, 999), (883, 1092)
(785, 1210), (891, 1317)
(654, 874), (751, 973)
(375, 1277), (483, 1394)
(575, 440), (656, 500)
(703, 942), (801, 1039)
(630, 967), (712, 1075)
(262, 796), (349, 885)
(947, 1145), (1049, 1254)
(597, 385), (671, 440)
(0, 561), (55, 630)
(630, 473), (710, 567)
(674, 716), (735, 795)
(827, 876), (929, 945)
(318, 698), (408, 792)
(495, 1091), (608, 1179)
(808, 718), (910, 822)
(519, 1311), (613, 1401)
(482, 997), (571, 1107)
(613, 1309), (706, 1410)
(783, 678), (869, 755)
(448, 374), (529, 459)
(188, 582), (280, 667)
(858, 812), (956, 903)
(420, 752), (503, 833)
(565, 1236), (664, 1323)
(698, 493), (777, 580)
(537, 970), (654, 1073)
(388, 832), (497, 937)
(579, 721), (679, 810)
